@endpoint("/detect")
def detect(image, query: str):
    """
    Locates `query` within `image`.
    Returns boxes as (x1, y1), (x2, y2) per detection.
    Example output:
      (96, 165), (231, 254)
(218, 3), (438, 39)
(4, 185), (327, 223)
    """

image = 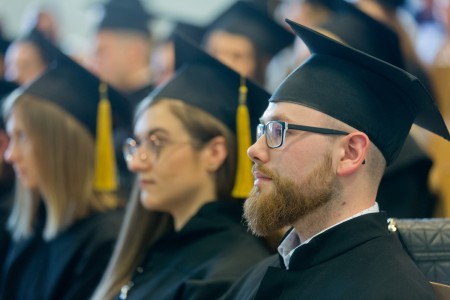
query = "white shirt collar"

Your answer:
(278, 202), (380, 270)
